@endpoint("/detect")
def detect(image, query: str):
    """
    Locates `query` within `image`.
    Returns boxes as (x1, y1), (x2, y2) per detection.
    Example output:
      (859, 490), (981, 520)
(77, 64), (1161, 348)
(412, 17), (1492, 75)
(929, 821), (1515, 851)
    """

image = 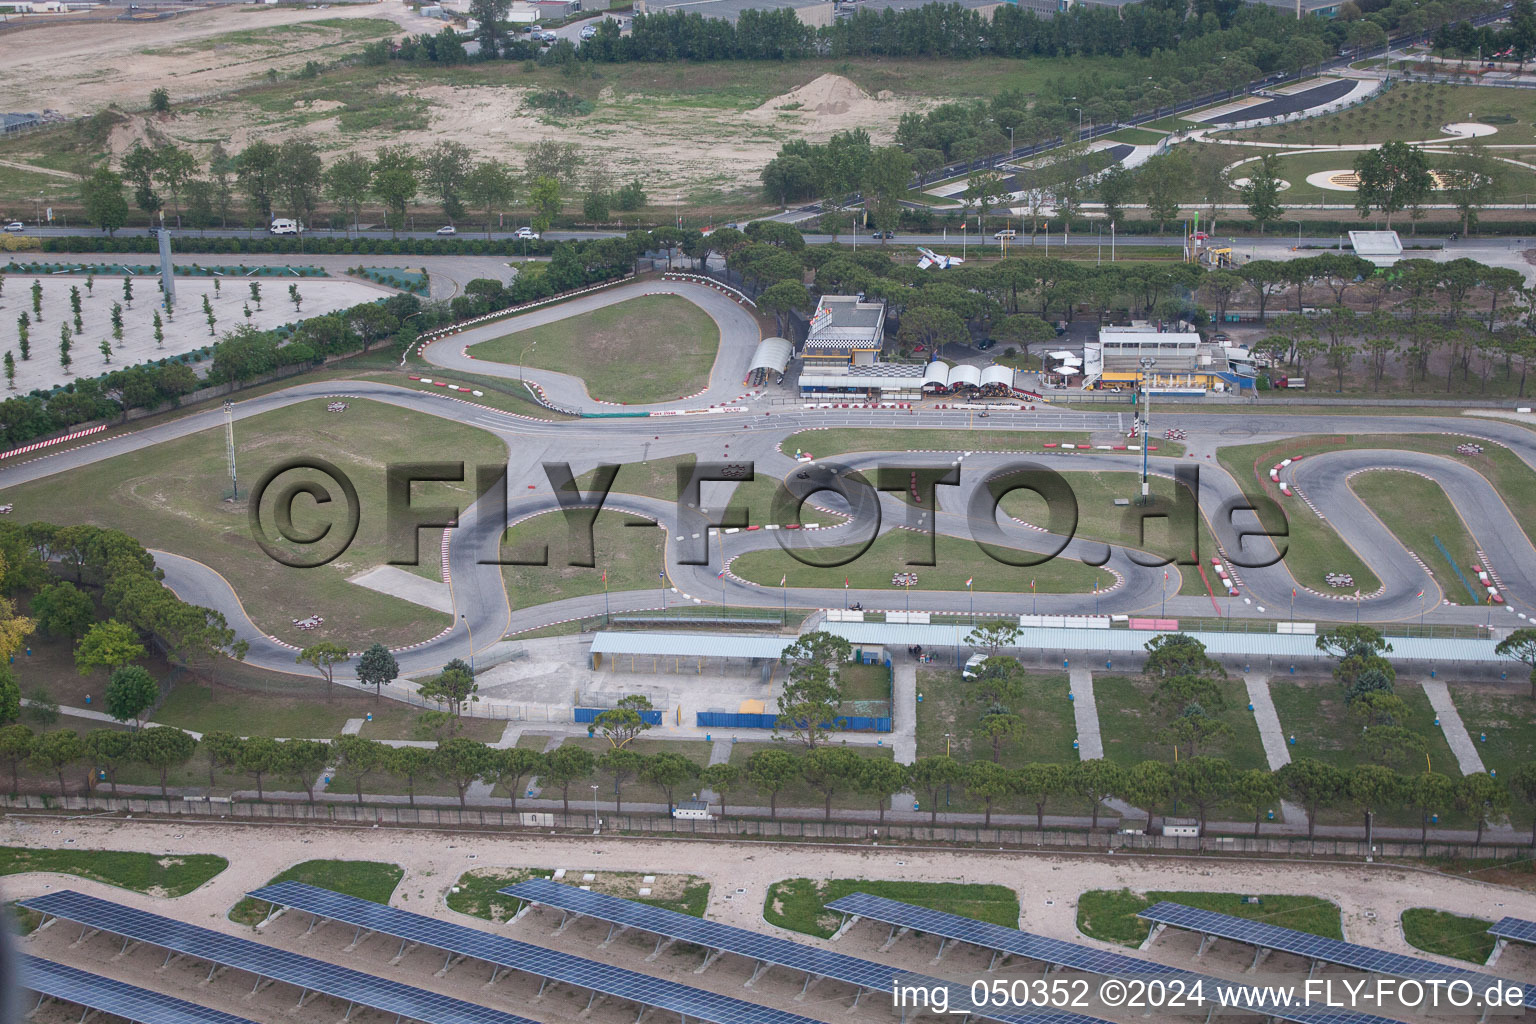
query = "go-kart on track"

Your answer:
(1, 279), (1533, 681)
